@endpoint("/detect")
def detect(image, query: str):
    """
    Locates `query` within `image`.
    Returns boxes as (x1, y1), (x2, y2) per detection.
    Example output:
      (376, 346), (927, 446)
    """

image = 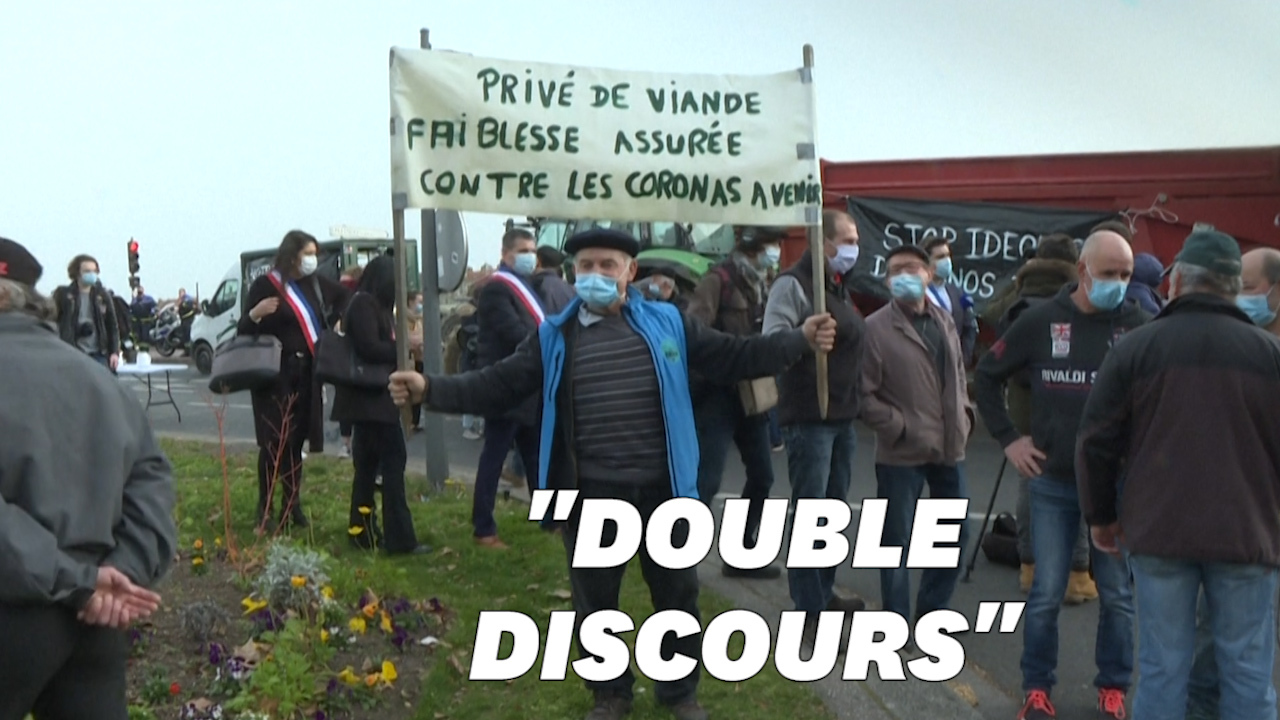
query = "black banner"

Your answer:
(843, 196), (1119, 315)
